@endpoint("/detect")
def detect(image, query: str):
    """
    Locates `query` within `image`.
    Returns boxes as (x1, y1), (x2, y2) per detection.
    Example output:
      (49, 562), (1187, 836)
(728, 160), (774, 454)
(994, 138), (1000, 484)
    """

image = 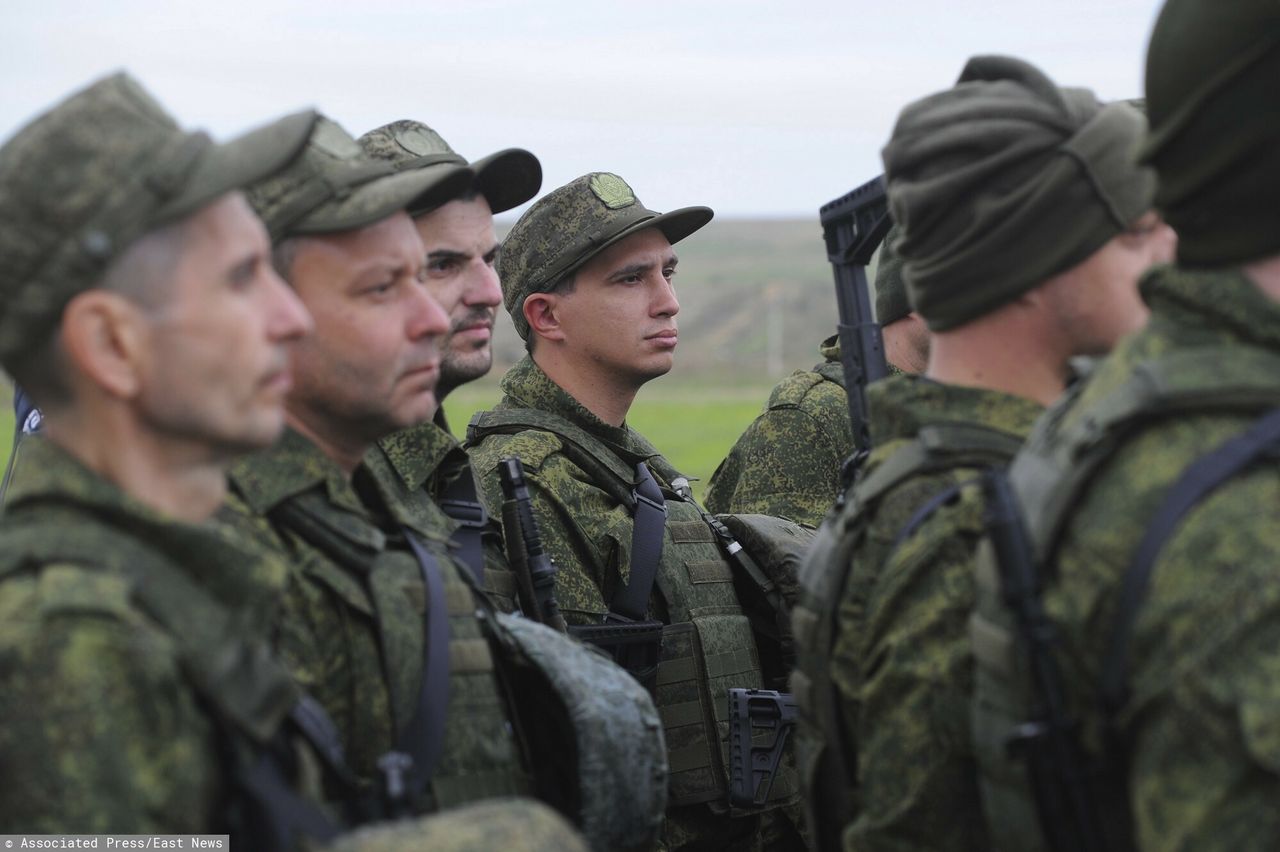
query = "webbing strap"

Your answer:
(609, 462), (666, 622)
(237, 746), (343, 849)
(1099, 406), (1280, 716)
(439, 469), (487, 586)
(890, 479), (975, 551)
(396, 528), (453, 804)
